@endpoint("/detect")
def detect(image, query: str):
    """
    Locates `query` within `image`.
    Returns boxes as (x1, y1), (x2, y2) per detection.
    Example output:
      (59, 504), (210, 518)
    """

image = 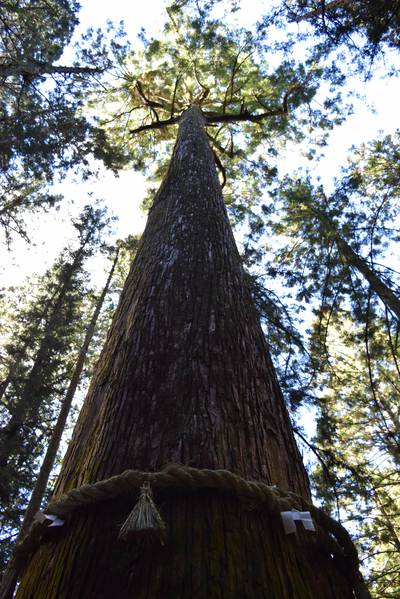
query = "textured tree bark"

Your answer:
(16, 106), (354, 598)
